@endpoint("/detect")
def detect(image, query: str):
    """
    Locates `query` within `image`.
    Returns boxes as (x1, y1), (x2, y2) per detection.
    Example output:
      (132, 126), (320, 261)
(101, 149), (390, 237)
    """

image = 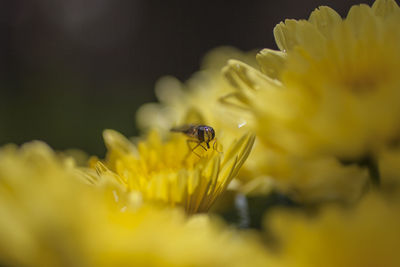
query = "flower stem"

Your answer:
(235, 193), (250, 229)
